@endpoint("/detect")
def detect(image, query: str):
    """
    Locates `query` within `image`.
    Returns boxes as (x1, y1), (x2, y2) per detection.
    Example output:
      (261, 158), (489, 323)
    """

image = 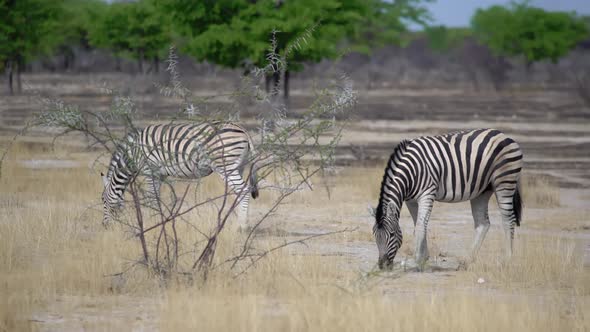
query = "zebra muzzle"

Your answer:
(378, 257), (394, 270)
